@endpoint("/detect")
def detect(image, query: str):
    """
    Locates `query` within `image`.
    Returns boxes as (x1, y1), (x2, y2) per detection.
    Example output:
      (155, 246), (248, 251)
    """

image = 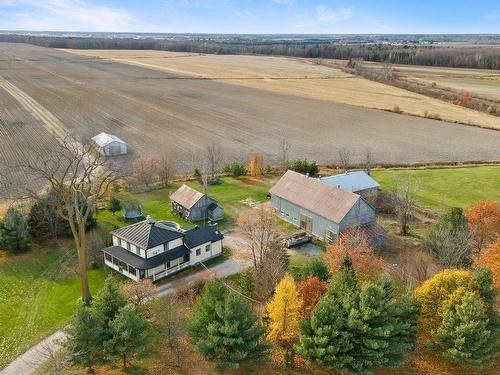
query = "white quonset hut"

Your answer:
(102, 218), (223, 281)
(91, 132), (127, 156)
